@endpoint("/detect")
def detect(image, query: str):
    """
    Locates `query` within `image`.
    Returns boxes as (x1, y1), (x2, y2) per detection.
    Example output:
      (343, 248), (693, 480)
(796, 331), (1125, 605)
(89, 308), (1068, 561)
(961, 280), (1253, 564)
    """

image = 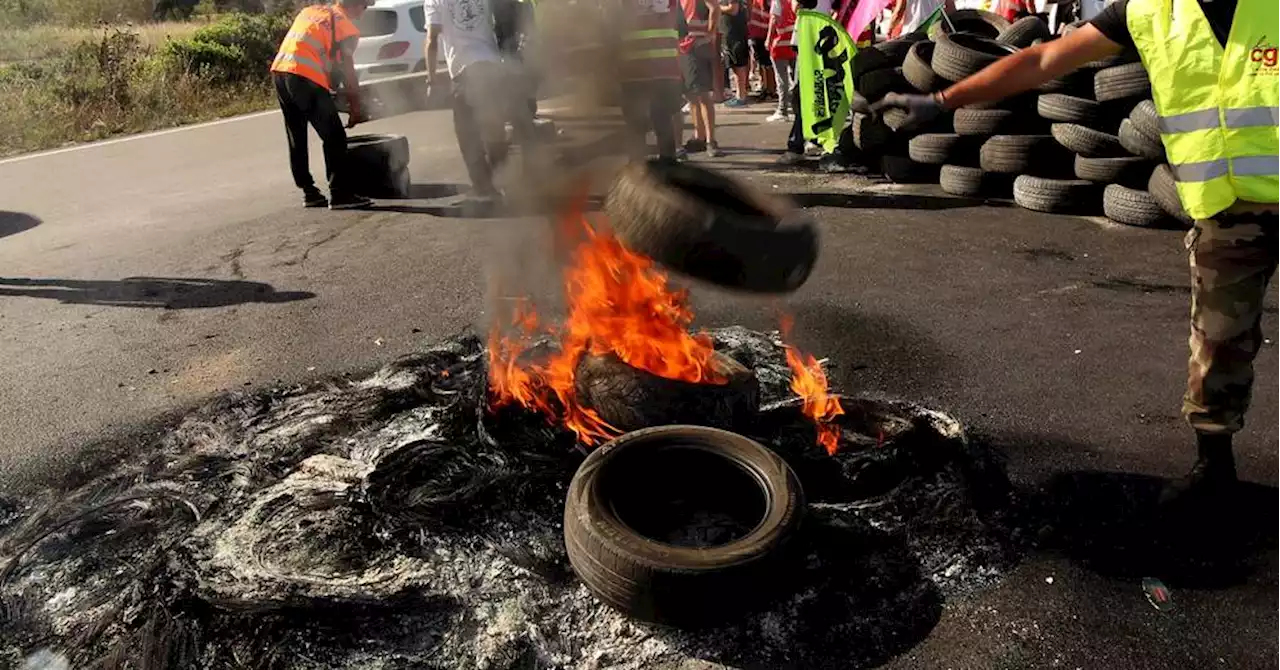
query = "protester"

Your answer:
(765, 0), (797, 122)
(775, 0), (832, 166)
(679, 0), (725, 156)
(748, 0), (776, 99)
(718, 0), (752, 106)
(619, 0), (686, 163)
(885, 0), (954, 38)
(270, 0), (373, 210)
(425, 0), (542, 208)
